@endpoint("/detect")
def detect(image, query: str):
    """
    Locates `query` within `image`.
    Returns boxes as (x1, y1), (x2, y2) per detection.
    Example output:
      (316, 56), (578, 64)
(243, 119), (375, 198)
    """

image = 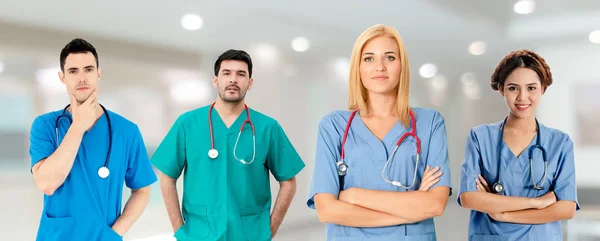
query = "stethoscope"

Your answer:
(491, 117), (548, 193)
(207, 102), (256, 164)
(337, 109), (421, 189)
(55, 104), (112, 179)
